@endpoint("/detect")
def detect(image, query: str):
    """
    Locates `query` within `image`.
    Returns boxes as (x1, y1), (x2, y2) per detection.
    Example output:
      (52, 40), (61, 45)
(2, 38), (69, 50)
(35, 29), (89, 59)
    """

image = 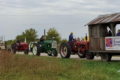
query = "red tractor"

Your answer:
(11, 42), (29, 54)
(59, 37), (94, 59)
